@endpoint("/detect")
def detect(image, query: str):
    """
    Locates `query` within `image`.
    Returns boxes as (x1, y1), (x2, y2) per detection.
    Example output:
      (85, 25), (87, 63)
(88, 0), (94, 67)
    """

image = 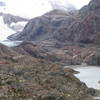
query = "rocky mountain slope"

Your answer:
(0, 43), (96, 100)
(7, 0), (100, 66)
(8, 0), (100, 44)
(54, 0), (100, 44)
(12, 41), (100, 66)
(8, 9), (77, 41)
